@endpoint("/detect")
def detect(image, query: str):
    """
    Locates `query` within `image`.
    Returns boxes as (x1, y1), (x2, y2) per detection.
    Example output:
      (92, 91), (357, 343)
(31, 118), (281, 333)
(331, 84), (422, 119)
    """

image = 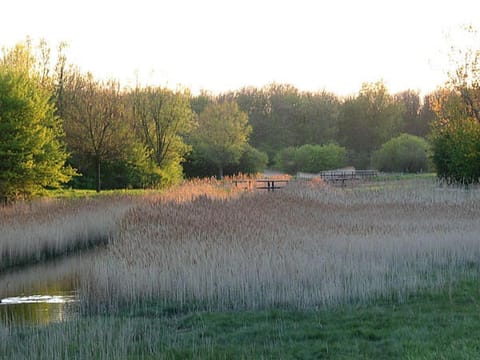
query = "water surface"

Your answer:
(0, 254), (93, 325)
